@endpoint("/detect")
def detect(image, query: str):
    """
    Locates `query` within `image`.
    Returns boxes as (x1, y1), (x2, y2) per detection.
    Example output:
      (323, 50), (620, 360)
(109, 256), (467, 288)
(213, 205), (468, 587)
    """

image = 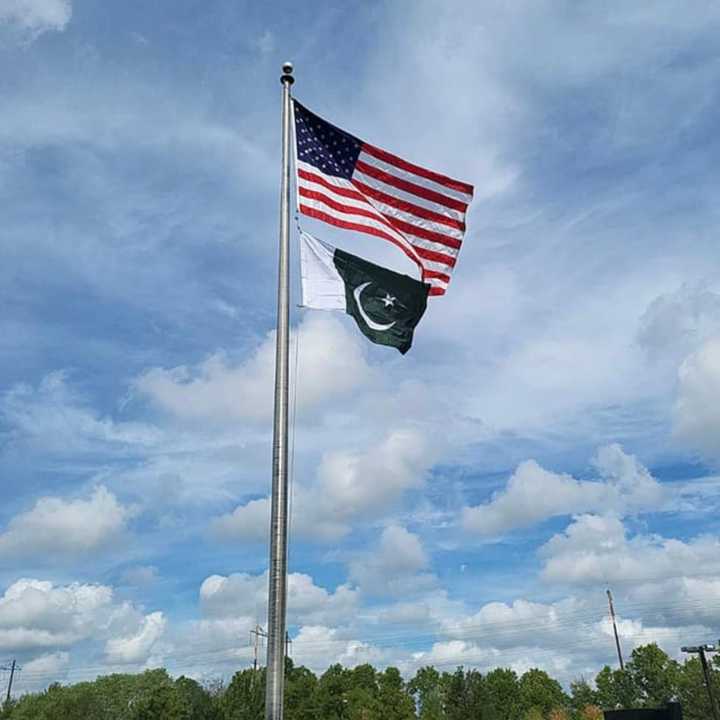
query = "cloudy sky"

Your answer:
(2, 0), (720, 696)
